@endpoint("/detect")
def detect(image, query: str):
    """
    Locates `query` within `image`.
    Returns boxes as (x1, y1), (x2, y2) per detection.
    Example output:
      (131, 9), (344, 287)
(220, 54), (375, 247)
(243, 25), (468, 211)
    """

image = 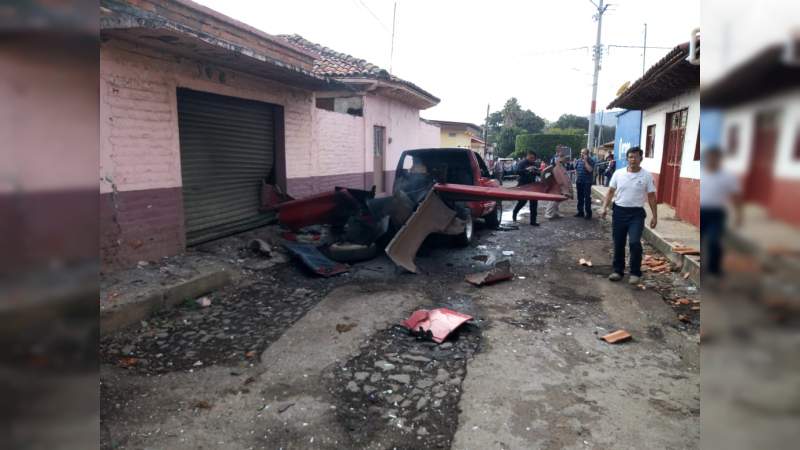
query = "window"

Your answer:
(693, 129), (700, 161)
(448, 132), (457, 137)
(727, 125), (739, 156)
(645, 124), (656, 158)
